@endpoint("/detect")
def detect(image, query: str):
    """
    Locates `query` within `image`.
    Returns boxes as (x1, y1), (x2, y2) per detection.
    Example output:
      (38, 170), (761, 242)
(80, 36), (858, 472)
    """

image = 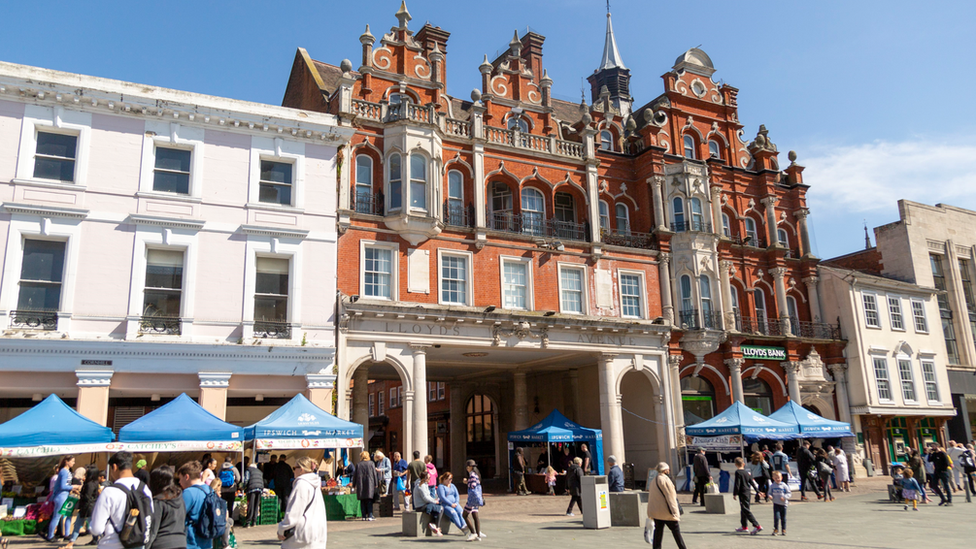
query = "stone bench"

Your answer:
(609, 491), (647, 527)
(703, 492), (734, 514)
(401, 510), (455, 537)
